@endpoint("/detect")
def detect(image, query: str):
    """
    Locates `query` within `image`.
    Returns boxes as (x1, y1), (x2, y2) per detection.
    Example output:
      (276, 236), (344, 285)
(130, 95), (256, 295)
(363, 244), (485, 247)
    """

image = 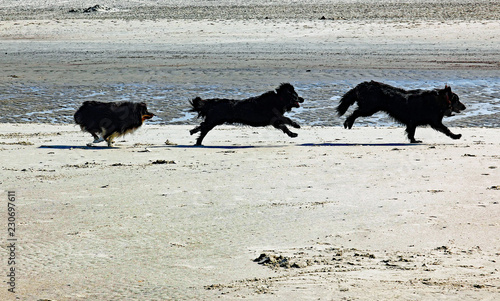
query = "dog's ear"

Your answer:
(438, 86), (452, 107)
(138, 102), (149, 114)
(277, 83), (293, 93)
